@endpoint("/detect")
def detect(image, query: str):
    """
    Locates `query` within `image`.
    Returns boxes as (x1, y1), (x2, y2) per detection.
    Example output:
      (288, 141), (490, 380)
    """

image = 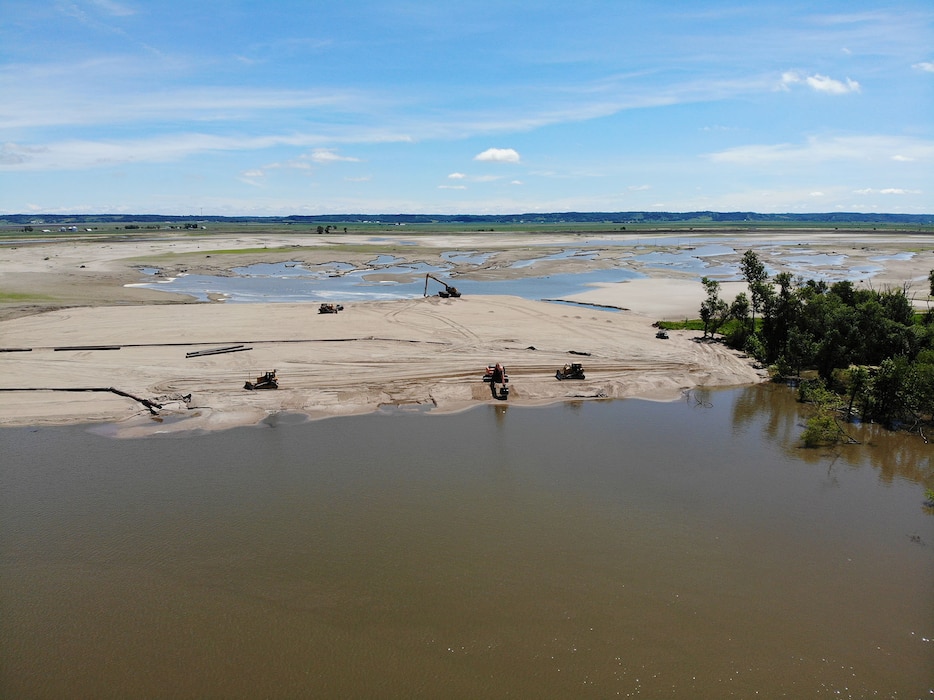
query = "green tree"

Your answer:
(740, 250), (768, 330)
(726, 292), (751, 347)
(756, 269), (934, 434)
(868, 357), (913, 427)
(801, 410), (841, 447)
(699, 277), (729, 338)
(761, 272), (798, 363)
(844, 365), (869, 422)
